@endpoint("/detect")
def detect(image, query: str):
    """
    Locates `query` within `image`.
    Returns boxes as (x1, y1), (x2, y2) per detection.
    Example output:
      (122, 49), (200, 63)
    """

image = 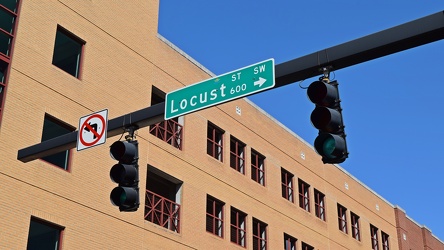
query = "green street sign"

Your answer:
(165, 58), (275, 120)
